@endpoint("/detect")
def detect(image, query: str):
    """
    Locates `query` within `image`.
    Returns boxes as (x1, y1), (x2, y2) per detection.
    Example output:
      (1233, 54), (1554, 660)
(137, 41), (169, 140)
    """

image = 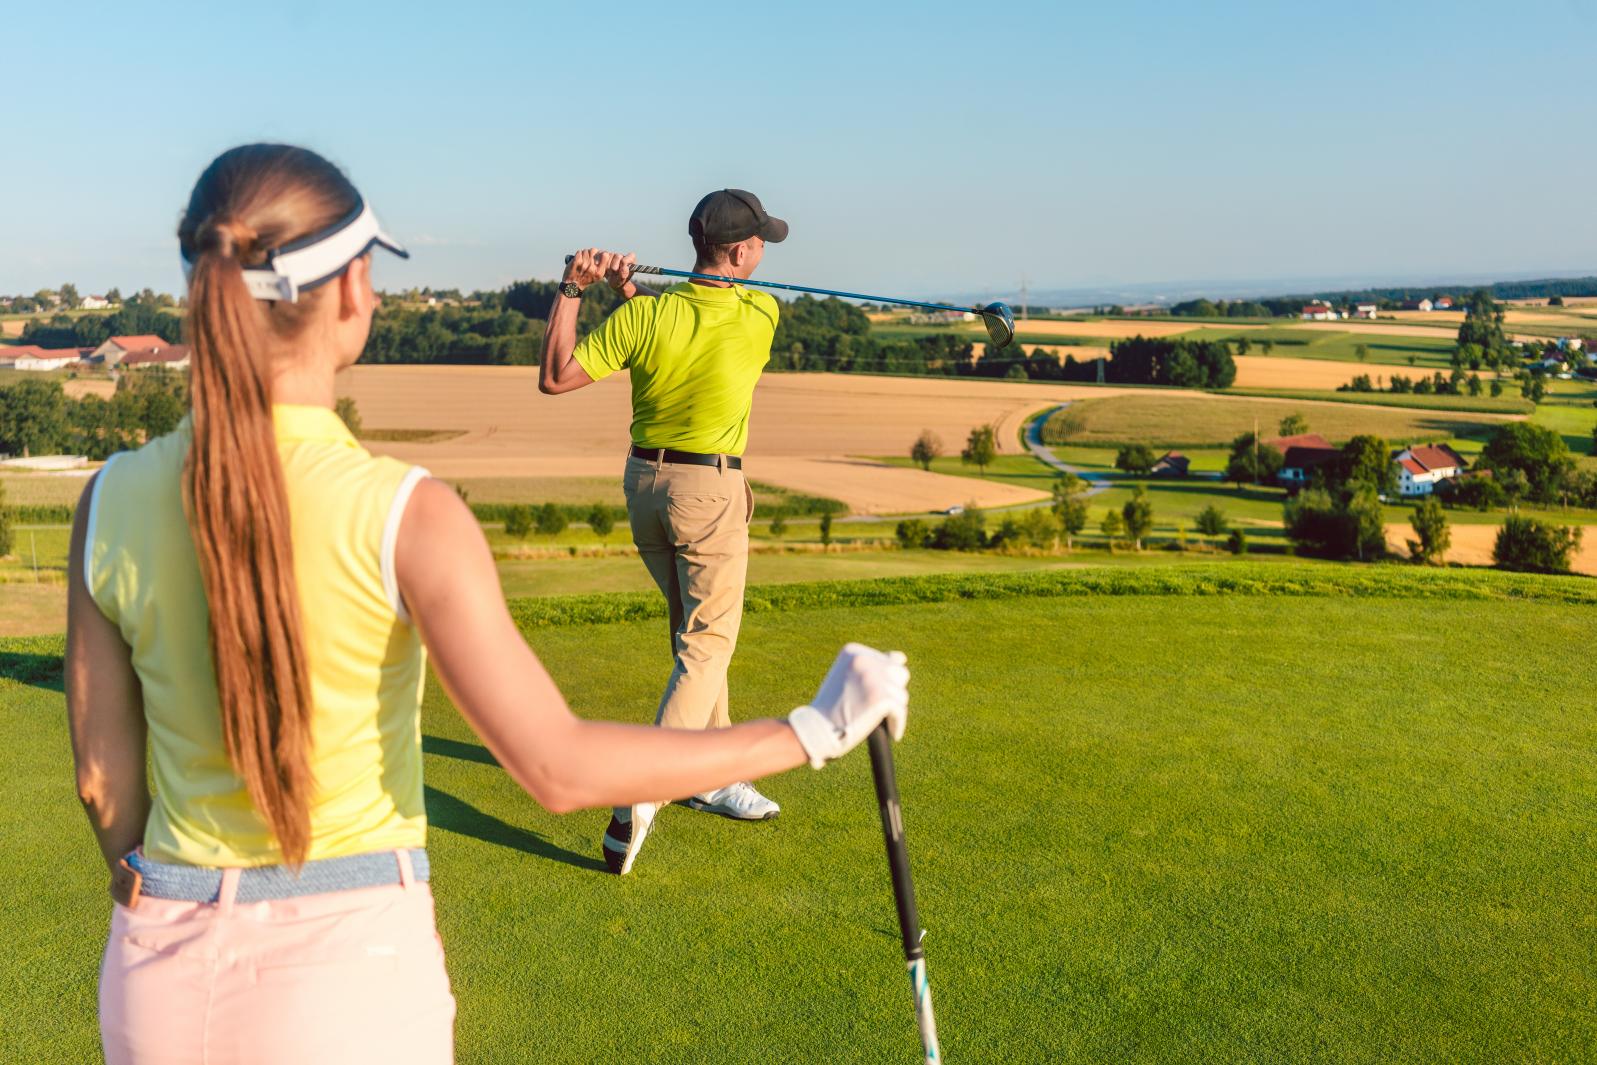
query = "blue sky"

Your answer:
(3, 0), (1594, 301)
